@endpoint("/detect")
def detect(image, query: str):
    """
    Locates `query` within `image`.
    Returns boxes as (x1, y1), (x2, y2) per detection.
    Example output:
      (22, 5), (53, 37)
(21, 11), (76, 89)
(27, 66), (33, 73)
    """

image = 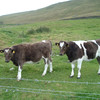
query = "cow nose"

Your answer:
(5, 60), (9, 63)
(59, 53), (63, 56)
